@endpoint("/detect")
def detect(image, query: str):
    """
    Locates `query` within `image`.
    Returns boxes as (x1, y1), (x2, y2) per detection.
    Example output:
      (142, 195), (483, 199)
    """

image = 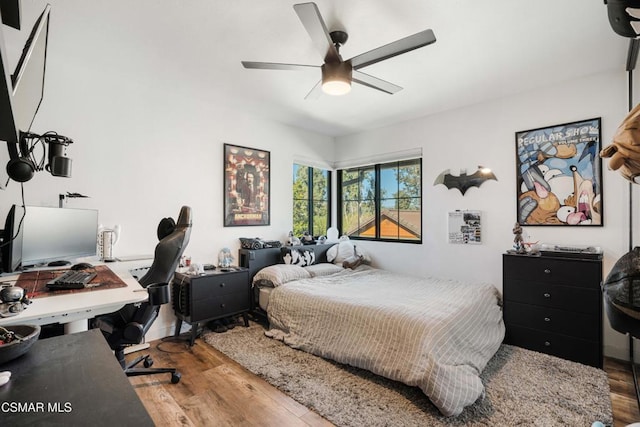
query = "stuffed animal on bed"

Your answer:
(327, 240), (370, 269)
(287, 231), (301, 246)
